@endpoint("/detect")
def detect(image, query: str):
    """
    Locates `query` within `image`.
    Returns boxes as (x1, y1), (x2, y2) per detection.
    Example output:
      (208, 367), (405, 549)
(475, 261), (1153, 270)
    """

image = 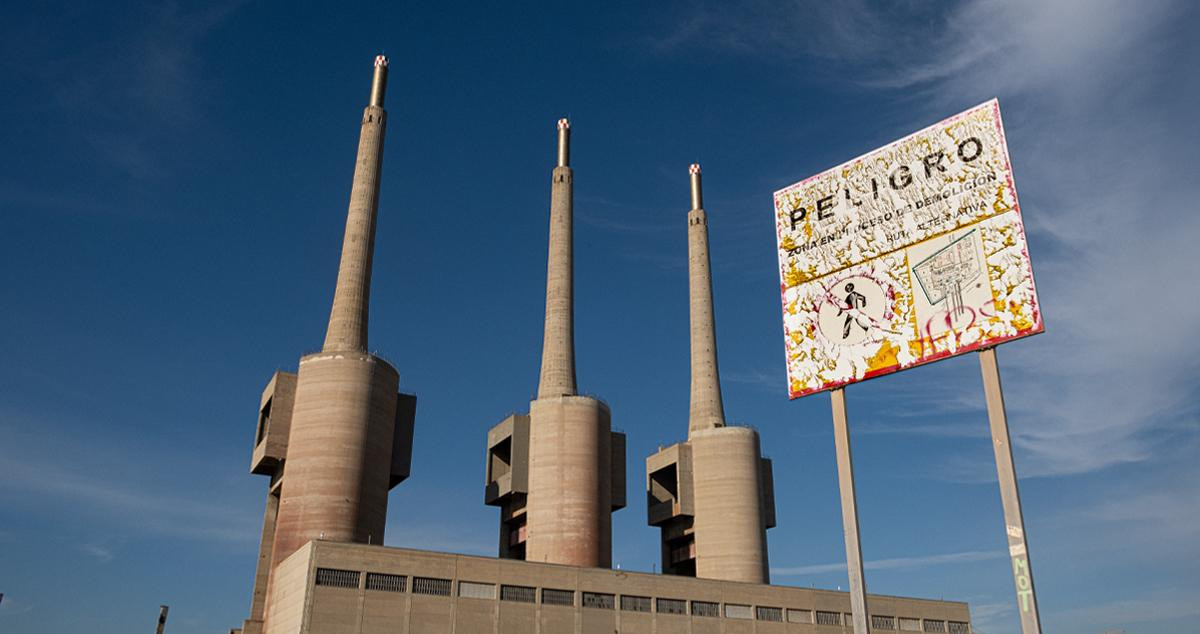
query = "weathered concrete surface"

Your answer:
(525, 395), (612, 568)
(537, 124), (576, 398)
(492, 120), (620, 568)
(263, 541), (974, 634)
(646, 166), (773, 584)
(270, 351), (399, 565)
(686, 173), (726, 433)
(691, 425), (771, 584)
(323, 59), (388, 353)
(247, 55), (420, 634)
